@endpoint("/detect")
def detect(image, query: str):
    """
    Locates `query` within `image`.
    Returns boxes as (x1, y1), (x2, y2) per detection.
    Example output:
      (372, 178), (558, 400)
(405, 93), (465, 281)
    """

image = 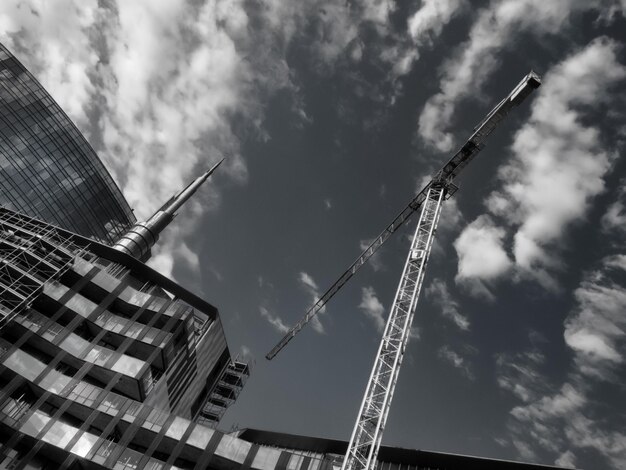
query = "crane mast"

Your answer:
(342, 182), (445, 470)
(341, 72), (541, 470)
